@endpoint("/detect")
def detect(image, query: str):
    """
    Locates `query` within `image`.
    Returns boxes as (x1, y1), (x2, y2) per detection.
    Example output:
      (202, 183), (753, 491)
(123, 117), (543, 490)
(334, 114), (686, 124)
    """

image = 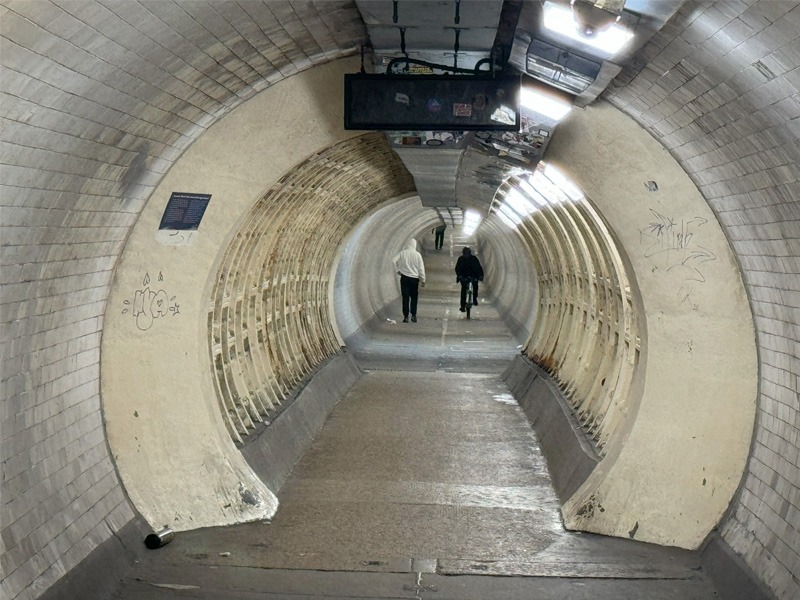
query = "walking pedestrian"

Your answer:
(392, 239), (426, 323)
(433, 223), (447, 250)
